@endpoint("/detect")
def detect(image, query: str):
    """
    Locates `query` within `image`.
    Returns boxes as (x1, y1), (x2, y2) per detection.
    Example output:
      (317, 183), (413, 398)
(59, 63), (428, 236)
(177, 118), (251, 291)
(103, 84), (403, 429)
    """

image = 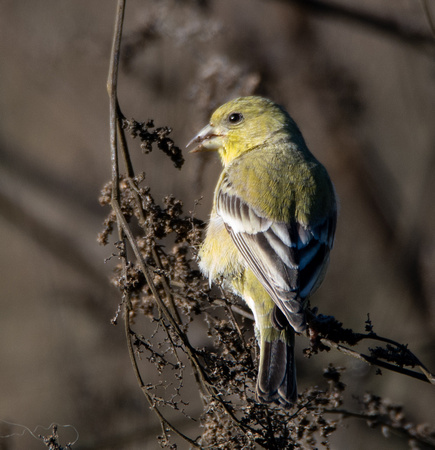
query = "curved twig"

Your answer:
(319, 337), (433, 384)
